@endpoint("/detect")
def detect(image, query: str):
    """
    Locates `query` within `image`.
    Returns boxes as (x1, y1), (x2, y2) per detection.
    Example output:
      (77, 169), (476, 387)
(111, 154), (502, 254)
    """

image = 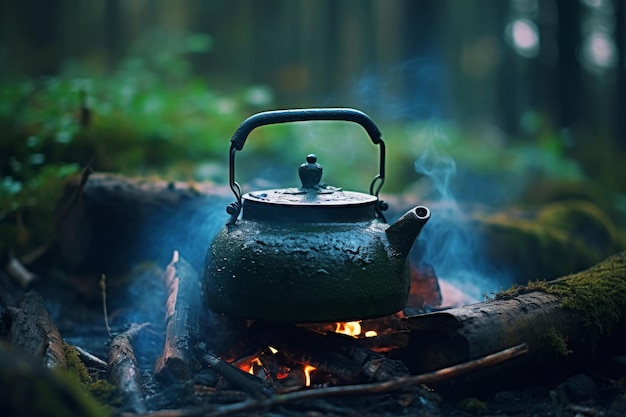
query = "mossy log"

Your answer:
(473, 200), (625, 283)
(402, 252), (626, 383)
(54, 172), (231, 274)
